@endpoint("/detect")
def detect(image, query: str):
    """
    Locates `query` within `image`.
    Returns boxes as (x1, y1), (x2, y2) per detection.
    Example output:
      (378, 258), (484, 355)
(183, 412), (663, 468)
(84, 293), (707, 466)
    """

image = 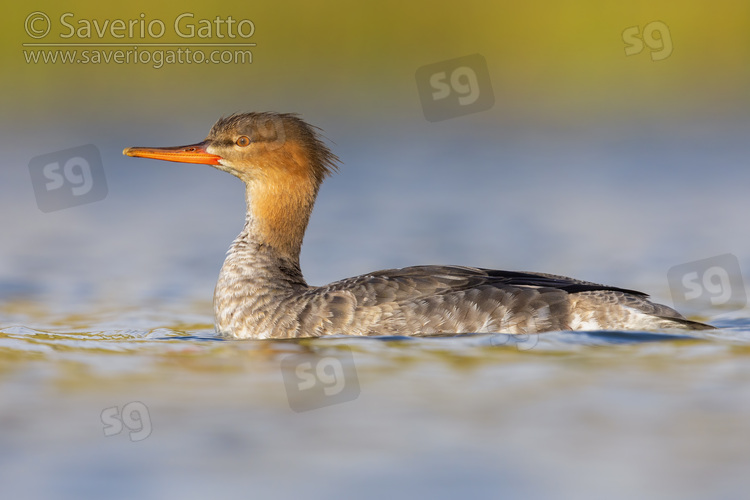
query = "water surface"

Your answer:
(3, 118), (750, 499)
